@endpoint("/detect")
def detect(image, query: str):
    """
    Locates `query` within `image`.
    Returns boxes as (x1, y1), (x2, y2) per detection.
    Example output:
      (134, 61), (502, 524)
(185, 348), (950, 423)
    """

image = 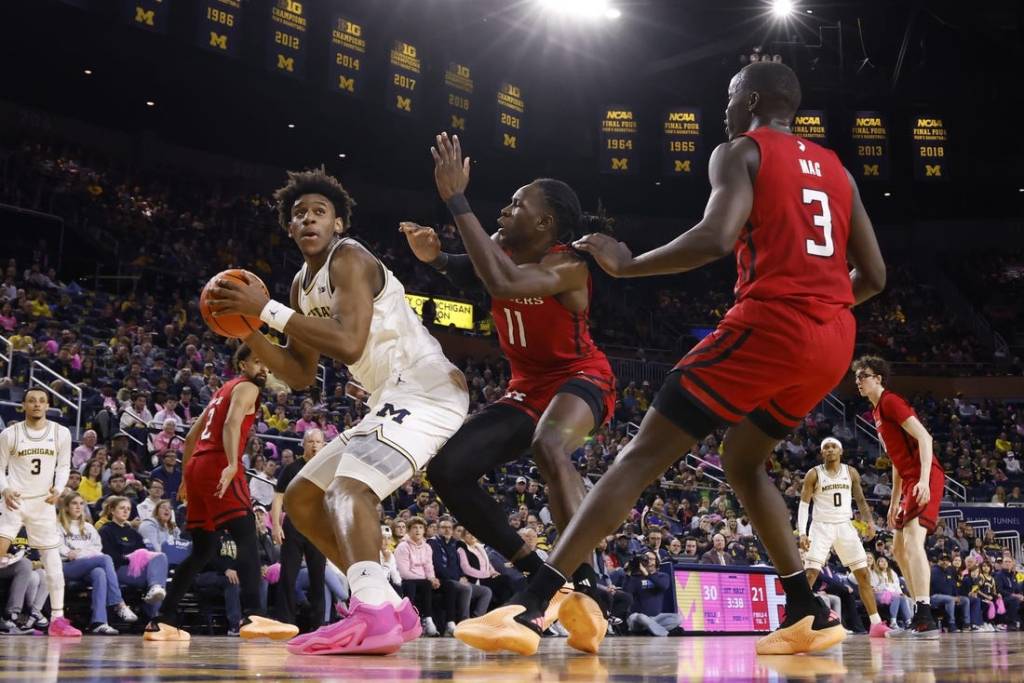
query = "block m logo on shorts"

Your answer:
(376, 403), (411, 424)
(503, 390), (526, 402)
